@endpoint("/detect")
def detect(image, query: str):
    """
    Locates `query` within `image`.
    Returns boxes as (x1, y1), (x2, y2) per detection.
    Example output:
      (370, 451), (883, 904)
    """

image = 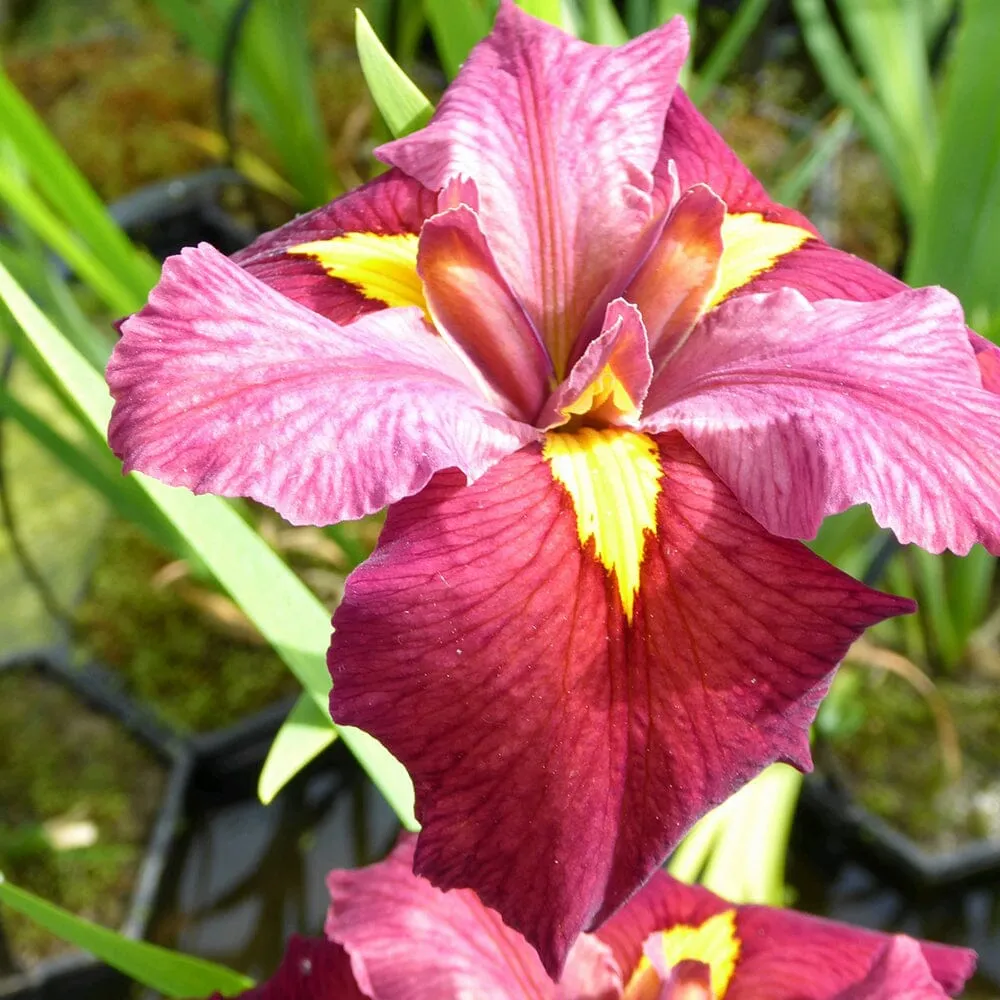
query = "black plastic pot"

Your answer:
(799, 771), (1000, 893)
(0, 653), (192, 1000)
